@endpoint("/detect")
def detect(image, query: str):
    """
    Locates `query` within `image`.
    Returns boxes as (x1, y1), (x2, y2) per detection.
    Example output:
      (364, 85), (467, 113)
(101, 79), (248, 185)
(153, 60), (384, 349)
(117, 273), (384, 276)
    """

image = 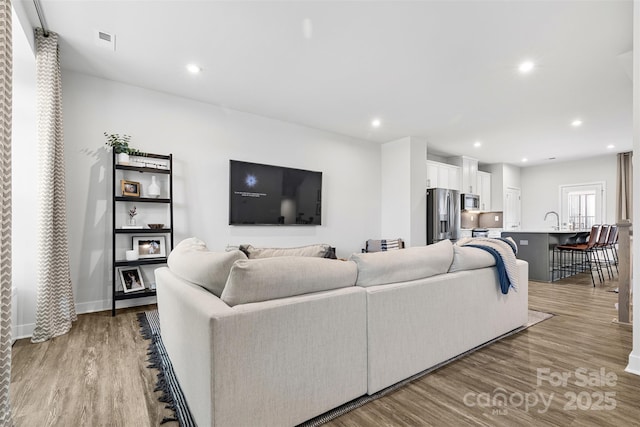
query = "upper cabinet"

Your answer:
(477, 171), (491, 211)
(426, 160), (461, 191)
(449, 156), (478, 194)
